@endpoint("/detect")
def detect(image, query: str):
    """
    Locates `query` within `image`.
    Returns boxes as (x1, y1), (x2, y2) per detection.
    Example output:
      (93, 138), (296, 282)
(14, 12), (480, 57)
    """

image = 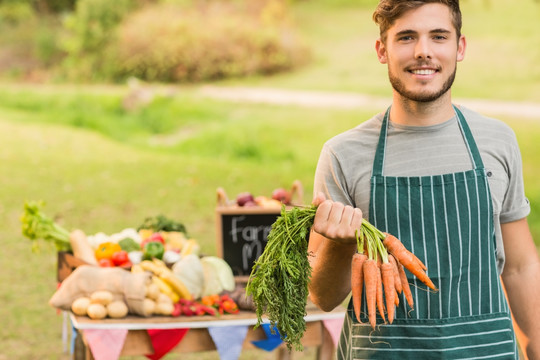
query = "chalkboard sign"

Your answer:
(216, 207), (282, 276)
